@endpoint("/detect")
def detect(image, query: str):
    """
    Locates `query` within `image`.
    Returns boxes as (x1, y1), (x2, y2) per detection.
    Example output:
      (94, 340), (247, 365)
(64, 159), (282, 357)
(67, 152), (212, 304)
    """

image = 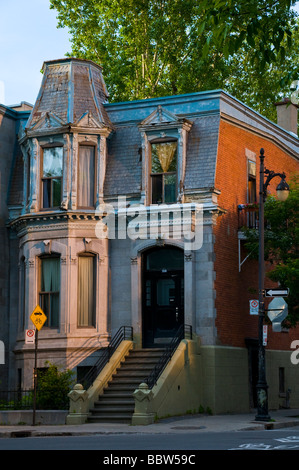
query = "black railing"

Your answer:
(80, 326), (133, 390)
(238, 205), (259, 230)
(0, 388), (69, 410)
(145, 324), (192, 389)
